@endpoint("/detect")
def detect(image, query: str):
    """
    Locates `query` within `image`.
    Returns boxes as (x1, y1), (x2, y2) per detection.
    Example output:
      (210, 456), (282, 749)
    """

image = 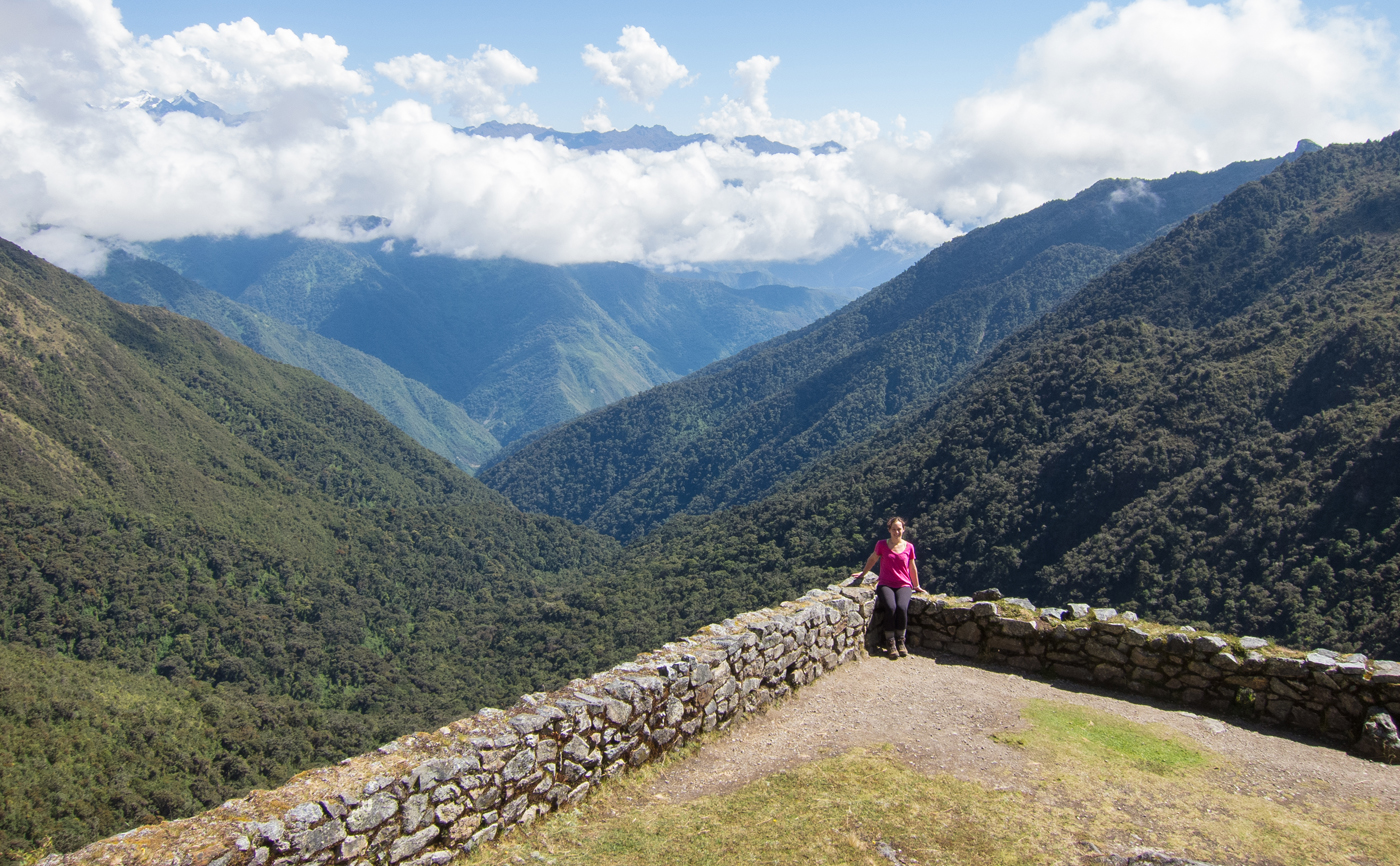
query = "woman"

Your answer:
(851, 516), (920, 658)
